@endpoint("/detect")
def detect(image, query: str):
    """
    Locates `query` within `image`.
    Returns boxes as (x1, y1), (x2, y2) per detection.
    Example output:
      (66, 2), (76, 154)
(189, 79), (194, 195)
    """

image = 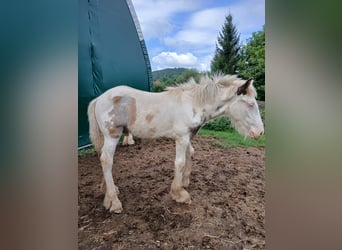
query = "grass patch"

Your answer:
(78, 147), (96, 156)
(199, 128), (265, 148)
(78, 136), (126, 157)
